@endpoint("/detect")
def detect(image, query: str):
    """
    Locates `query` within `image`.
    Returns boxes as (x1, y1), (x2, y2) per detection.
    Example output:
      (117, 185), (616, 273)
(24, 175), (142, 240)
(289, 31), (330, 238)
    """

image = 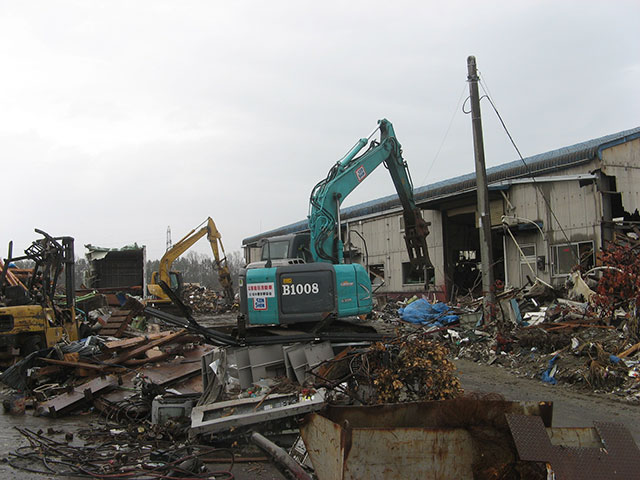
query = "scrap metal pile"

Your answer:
(0, 303), (466, 478)
(0, 329), (207, 417)
(0, 294), (639, 479)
